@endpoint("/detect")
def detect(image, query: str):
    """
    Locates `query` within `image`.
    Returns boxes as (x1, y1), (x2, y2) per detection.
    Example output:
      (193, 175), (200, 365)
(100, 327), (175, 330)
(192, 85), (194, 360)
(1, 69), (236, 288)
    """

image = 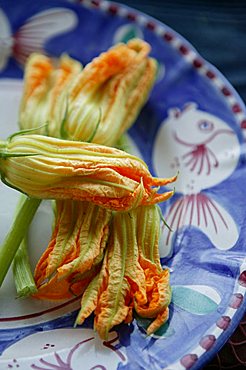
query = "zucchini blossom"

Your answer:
(0, 134), (176, 211)
(19, 39), (157, 145)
